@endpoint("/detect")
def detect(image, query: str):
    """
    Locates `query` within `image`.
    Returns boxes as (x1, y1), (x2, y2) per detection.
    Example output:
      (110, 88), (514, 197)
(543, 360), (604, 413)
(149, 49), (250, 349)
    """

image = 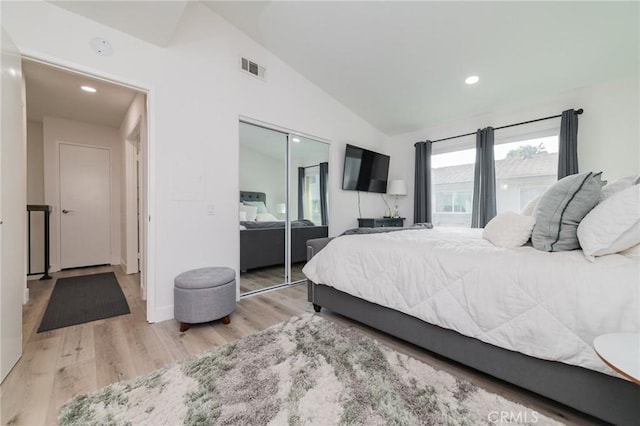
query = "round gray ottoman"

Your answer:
(174, 267), (236, 332)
